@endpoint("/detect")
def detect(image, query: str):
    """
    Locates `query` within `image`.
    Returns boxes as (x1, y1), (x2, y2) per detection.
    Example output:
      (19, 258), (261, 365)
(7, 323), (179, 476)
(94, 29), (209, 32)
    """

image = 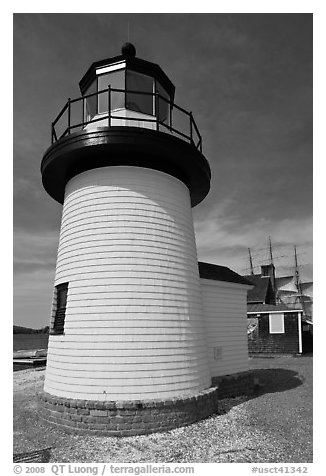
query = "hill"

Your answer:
(13, 325), (49, 334)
